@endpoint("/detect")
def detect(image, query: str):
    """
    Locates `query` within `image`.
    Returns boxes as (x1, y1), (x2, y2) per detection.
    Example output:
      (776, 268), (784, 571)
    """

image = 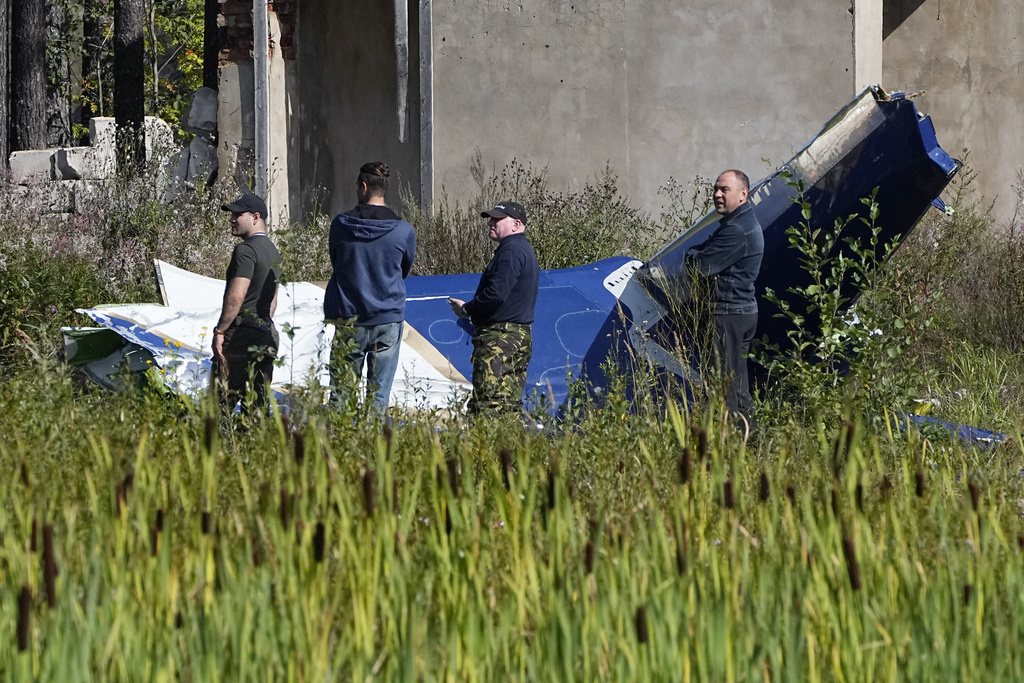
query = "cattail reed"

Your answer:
(251, 533), (262, 567)
(21, 460), (30, 487)
(17, 584), (31, 651)
(547, 466), (557, 511)
(501, 448), (513, 491)
(723, 478), (734, 509)
(294, 429), (305, 466)
(175, 611), (183, 629)
(759, 471), (770, 502)
(635, 606), (649, 644)
(43, 524), (56, 608)
(393, 479), (400, 515)
(362, 470), (376, 517)
(123, 471), (134, 496)
(584, 540), (595, 574)
(1018, 534), (1024, 551)
(963, 583), (972, 605)
(786, 484), (796, 507)
(445, 507), (453, 535)
(155, 508), (165, 533)
(915, 469), (925, 497)
(382, 422), (393, 452)
(115, 482), (124, 518)
(831, 485), (839, 517)
(968, 481), (980, 512)
(679, 447), (691, 485)
(881, 475), (892, 502)
(618, 459), (625, 474)
(313, 522), (325, 563)
(675, 520), (688, 575)
(201, 510), (211, 535)
(204, 415), (215, 454)
(151, 526), (159, 557)
(280, 486), (290, 527)
(30, 517), (37, 552)
(844, 420), (855, 453)
(446, 457), (459, 498)
(281, 414), (291, 436)
(697, 428), (709, 460)
(842, 535), (860, 590)
(855, 483), (864, 512)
